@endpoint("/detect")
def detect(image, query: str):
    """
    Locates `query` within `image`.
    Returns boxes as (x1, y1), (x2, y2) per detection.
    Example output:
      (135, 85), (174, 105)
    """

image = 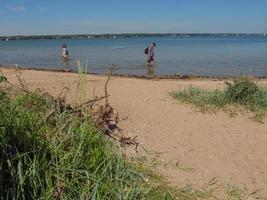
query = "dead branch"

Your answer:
(15, 65), (29, 92)
(0, 65), (139, 149)
(75, 95), (109, 109)
(57, 87), (70, 99)
(104, 64), (116, 106)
